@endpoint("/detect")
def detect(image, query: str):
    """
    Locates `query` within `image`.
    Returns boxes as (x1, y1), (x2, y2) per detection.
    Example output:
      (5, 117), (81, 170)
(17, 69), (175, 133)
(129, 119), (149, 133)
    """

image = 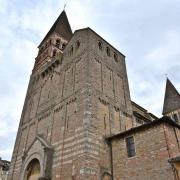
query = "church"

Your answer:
(8, 11), (180, 180)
